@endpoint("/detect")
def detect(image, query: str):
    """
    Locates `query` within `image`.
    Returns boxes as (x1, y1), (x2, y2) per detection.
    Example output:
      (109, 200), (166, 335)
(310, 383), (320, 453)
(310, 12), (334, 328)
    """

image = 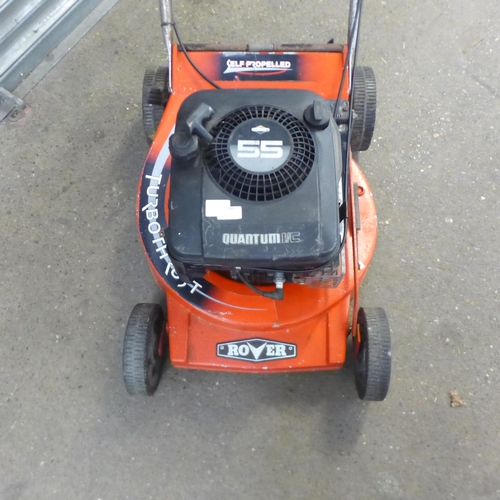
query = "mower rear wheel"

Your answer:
(142, 66), (170, 145)
(123, 303), (166, 396)
(351, 66), (376, 152)
(354, 307), (391, 401)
